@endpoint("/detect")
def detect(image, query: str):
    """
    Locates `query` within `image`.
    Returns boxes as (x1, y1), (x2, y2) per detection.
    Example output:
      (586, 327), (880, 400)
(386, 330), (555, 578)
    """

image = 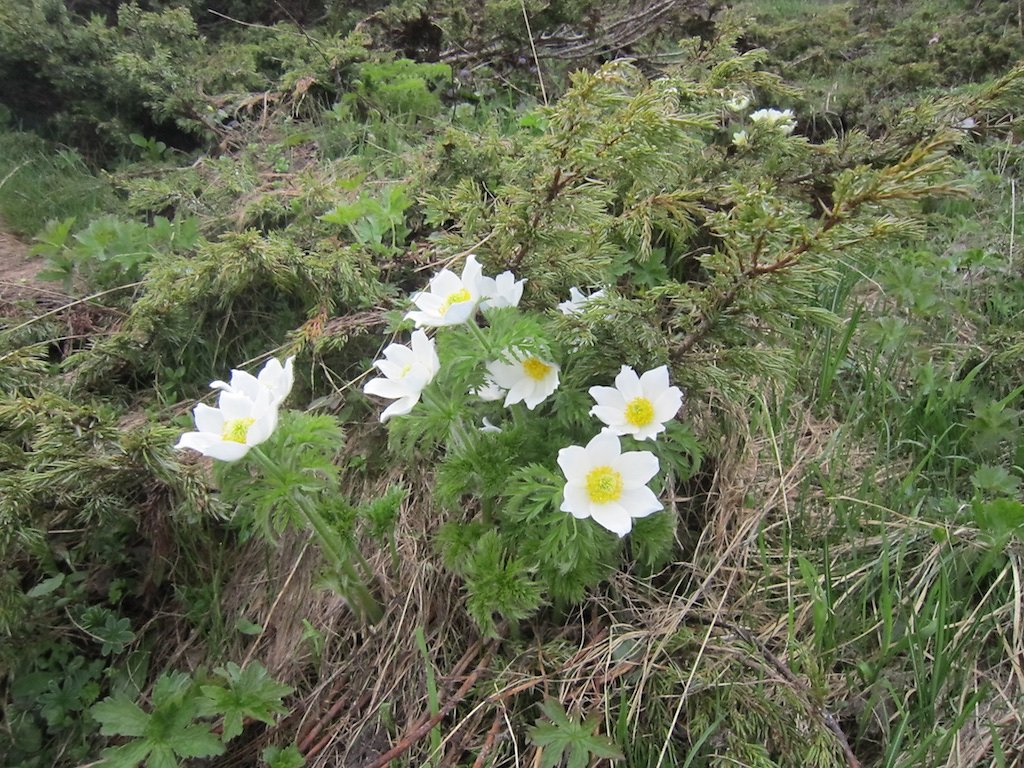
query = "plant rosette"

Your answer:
(557, 431), (662, 536)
